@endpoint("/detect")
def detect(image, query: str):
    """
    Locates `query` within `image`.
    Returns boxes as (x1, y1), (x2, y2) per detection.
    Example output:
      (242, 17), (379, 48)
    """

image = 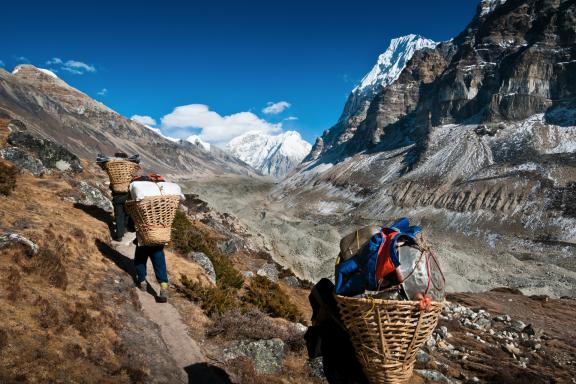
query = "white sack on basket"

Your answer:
(129, 181), (185, 201)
